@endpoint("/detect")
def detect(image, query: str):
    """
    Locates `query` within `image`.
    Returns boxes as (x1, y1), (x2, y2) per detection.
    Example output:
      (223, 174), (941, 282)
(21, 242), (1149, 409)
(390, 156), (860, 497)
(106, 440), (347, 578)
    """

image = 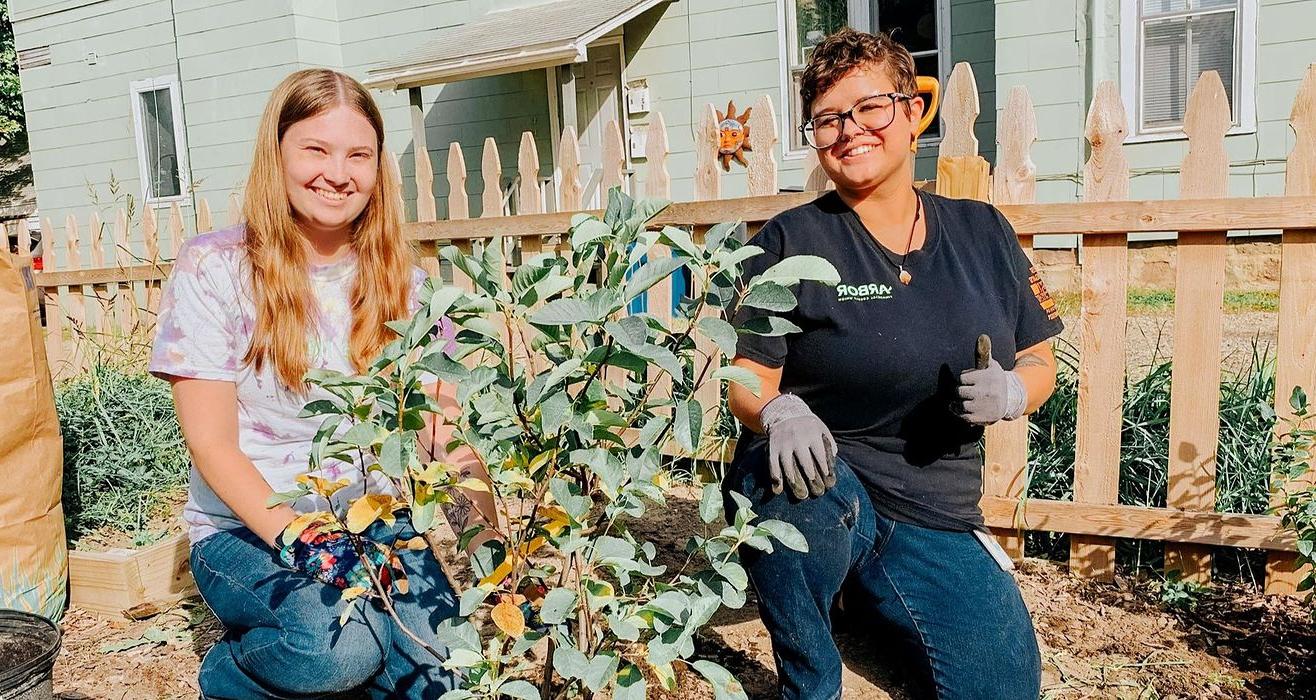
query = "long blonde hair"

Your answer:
(241, 68), (414, 390)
